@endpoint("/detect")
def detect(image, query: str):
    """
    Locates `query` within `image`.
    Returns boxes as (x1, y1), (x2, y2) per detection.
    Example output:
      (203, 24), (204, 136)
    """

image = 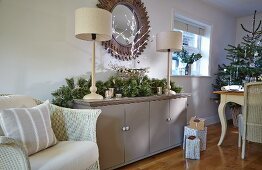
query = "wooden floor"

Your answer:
(118, 122), (262, 170)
